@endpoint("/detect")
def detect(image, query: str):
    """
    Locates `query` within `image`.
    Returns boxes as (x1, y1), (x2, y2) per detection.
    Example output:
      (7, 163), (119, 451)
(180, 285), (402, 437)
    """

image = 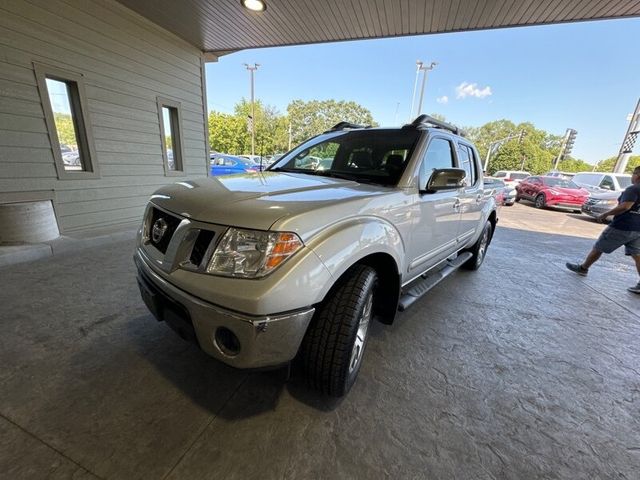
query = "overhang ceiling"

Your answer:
(117, 0), (640, 54)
